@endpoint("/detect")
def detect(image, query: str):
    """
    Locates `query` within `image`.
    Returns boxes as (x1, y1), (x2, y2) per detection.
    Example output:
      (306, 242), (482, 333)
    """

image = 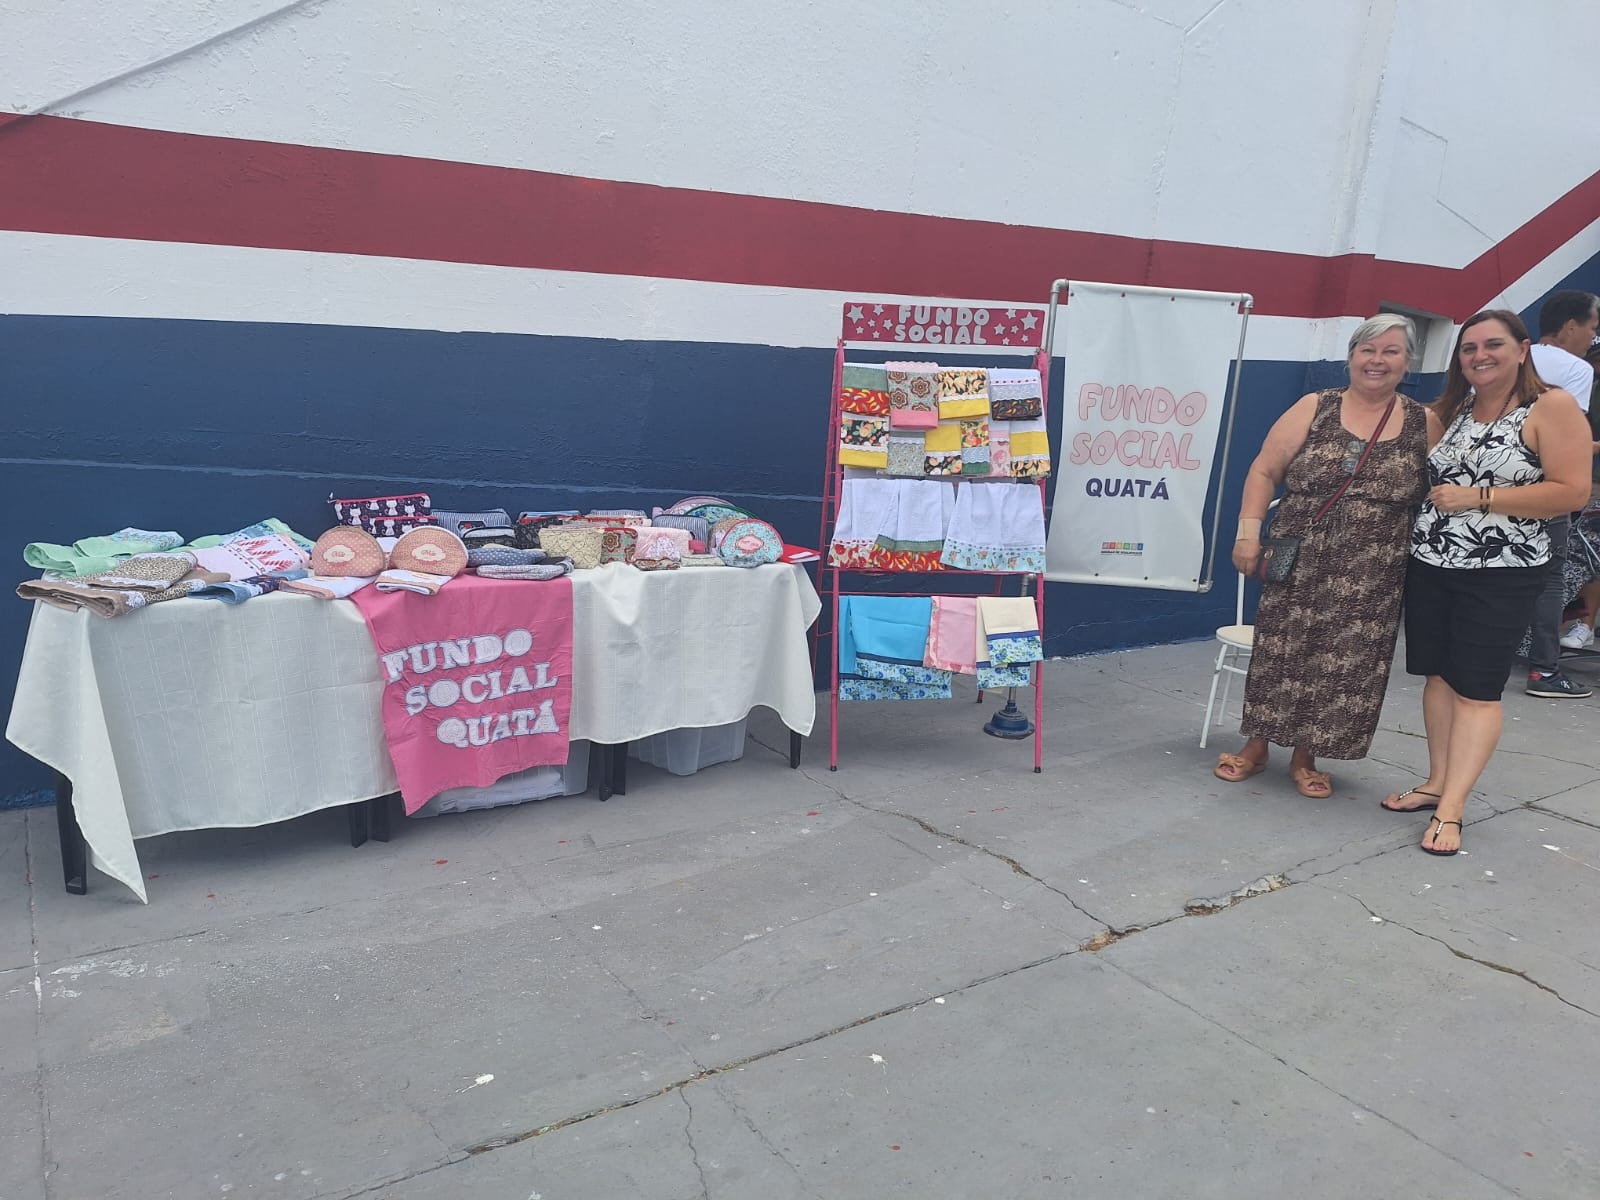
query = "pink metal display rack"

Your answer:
(814, 299), (1051, 772)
